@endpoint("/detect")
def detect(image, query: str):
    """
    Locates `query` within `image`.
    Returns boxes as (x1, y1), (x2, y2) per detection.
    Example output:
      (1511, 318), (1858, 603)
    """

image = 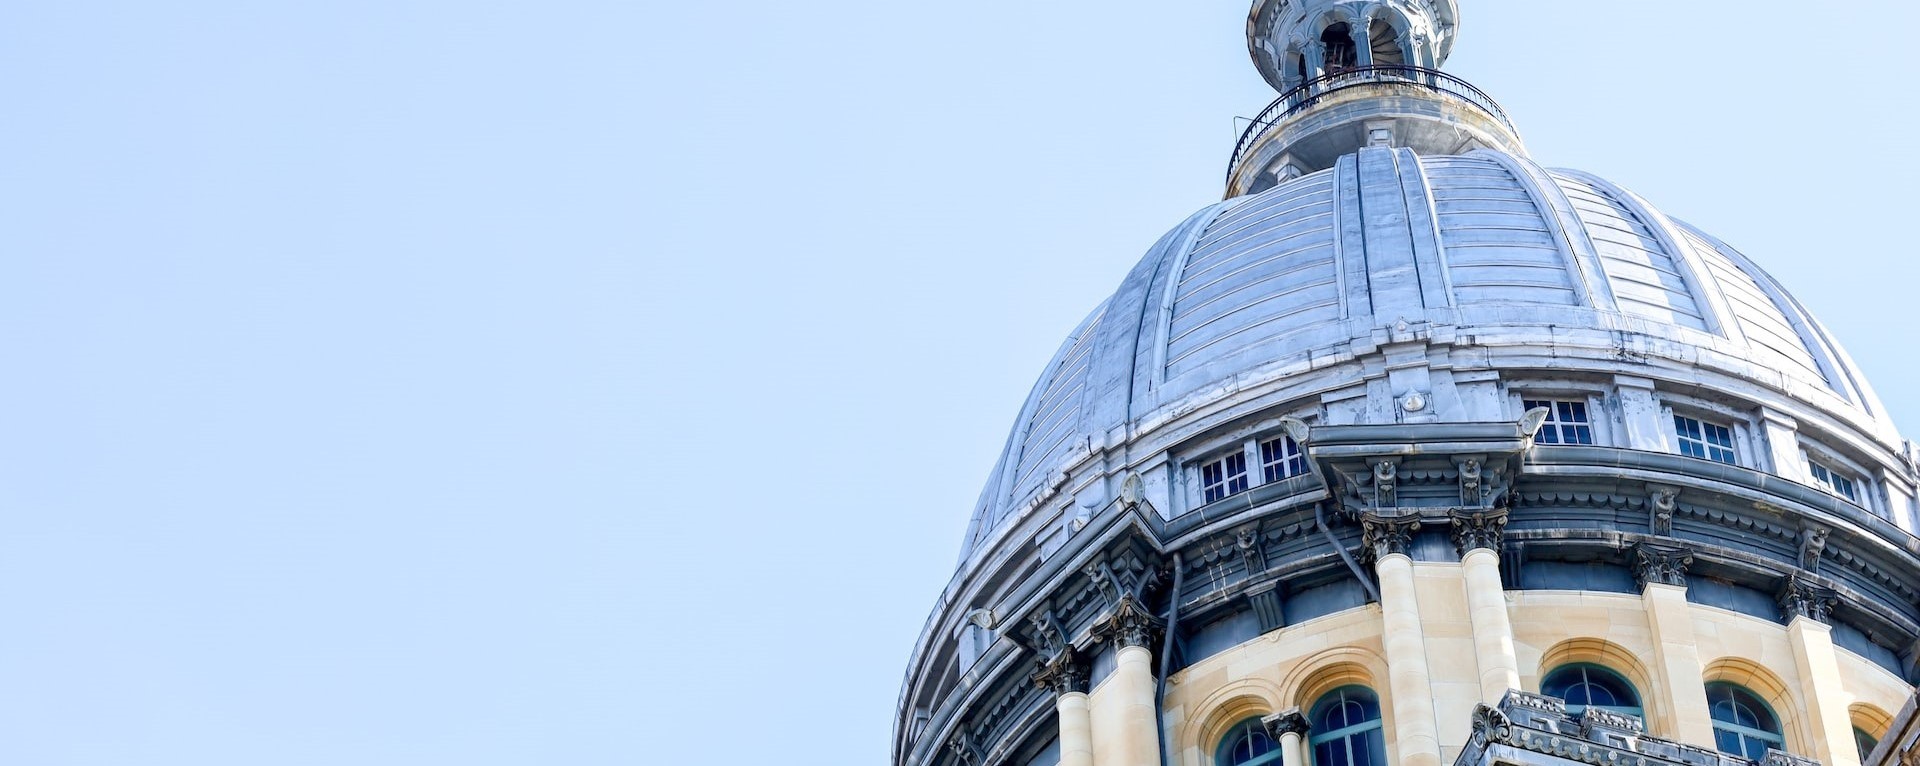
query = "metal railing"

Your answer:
(1226, 65), (1516, 183)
